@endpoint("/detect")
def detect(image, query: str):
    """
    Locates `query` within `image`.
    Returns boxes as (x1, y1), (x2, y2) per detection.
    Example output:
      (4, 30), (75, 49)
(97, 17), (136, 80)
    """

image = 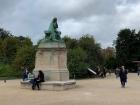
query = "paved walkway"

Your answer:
(0, 73), (140, 105)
